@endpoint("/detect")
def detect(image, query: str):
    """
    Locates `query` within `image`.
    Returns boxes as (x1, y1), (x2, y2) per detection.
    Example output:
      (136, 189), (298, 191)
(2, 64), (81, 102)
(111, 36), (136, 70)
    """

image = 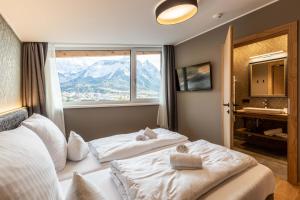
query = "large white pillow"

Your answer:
(67, 131), (89, 161)
(21, 114), (67, 171)
(0, 126), (63, 200)
(65, 172), (104, 200)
